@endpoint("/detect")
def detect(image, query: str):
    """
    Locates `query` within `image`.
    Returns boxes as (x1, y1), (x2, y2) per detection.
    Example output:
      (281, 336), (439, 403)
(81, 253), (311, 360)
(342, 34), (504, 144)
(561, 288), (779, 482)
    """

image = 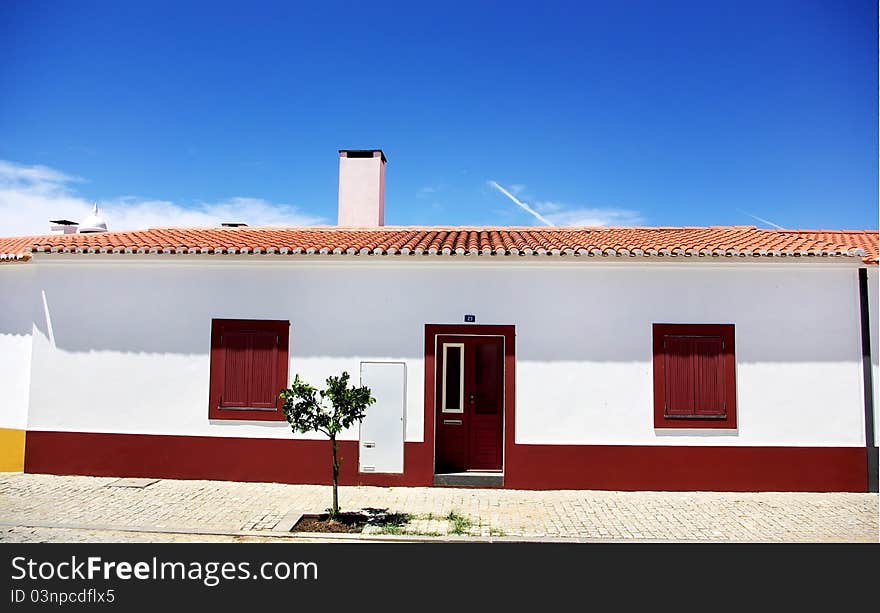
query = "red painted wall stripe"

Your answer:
(25, 431), (433, 487)
(24, 431), (867, 492)
(504, 444), (866, 492)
